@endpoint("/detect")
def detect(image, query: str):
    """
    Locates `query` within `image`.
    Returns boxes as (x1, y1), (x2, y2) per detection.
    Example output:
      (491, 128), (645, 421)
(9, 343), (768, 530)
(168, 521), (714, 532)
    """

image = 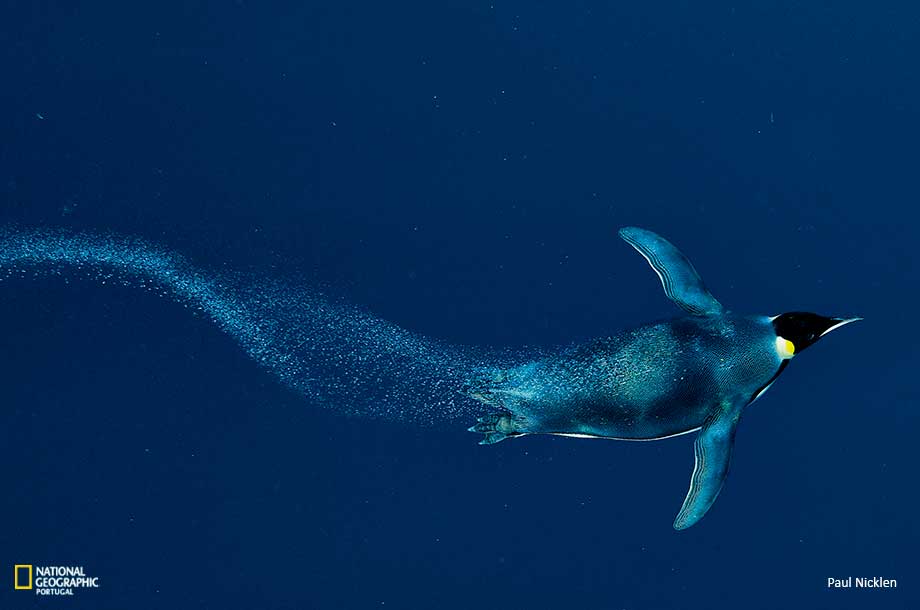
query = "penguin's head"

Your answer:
(771, 312), (862, 359)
